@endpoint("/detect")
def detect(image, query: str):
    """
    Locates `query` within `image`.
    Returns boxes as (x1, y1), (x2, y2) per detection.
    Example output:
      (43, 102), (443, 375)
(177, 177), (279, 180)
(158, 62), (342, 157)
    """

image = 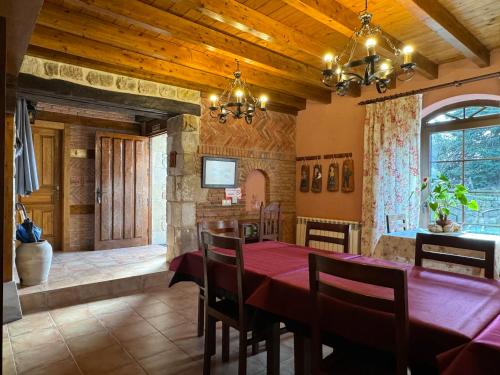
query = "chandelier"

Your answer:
(322, 0), (416, 95)
(209, 60), (268, 124)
